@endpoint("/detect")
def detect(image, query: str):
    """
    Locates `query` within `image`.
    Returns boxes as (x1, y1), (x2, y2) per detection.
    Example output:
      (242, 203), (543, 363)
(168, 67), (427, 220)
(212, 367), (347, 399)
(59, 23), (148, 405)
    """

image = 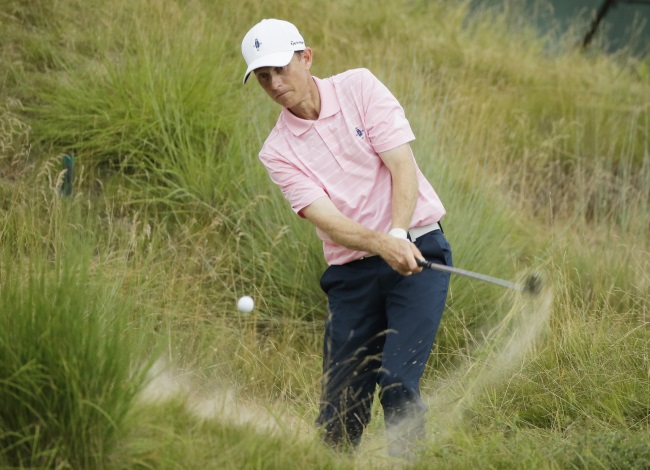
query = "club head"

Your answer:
(523, 272), (543, 295)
